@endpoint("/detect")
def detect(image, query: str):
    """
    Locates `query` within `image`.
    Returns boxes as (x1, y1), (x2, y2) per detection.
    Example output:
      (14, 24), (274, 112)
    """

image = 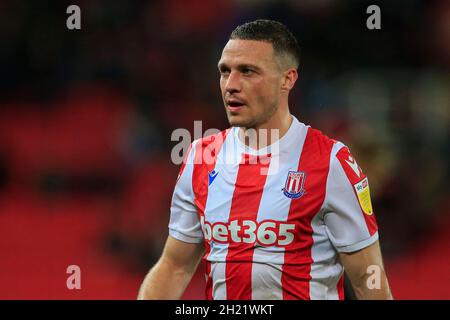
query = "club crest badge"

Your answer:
(283, 170), (306, 199)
